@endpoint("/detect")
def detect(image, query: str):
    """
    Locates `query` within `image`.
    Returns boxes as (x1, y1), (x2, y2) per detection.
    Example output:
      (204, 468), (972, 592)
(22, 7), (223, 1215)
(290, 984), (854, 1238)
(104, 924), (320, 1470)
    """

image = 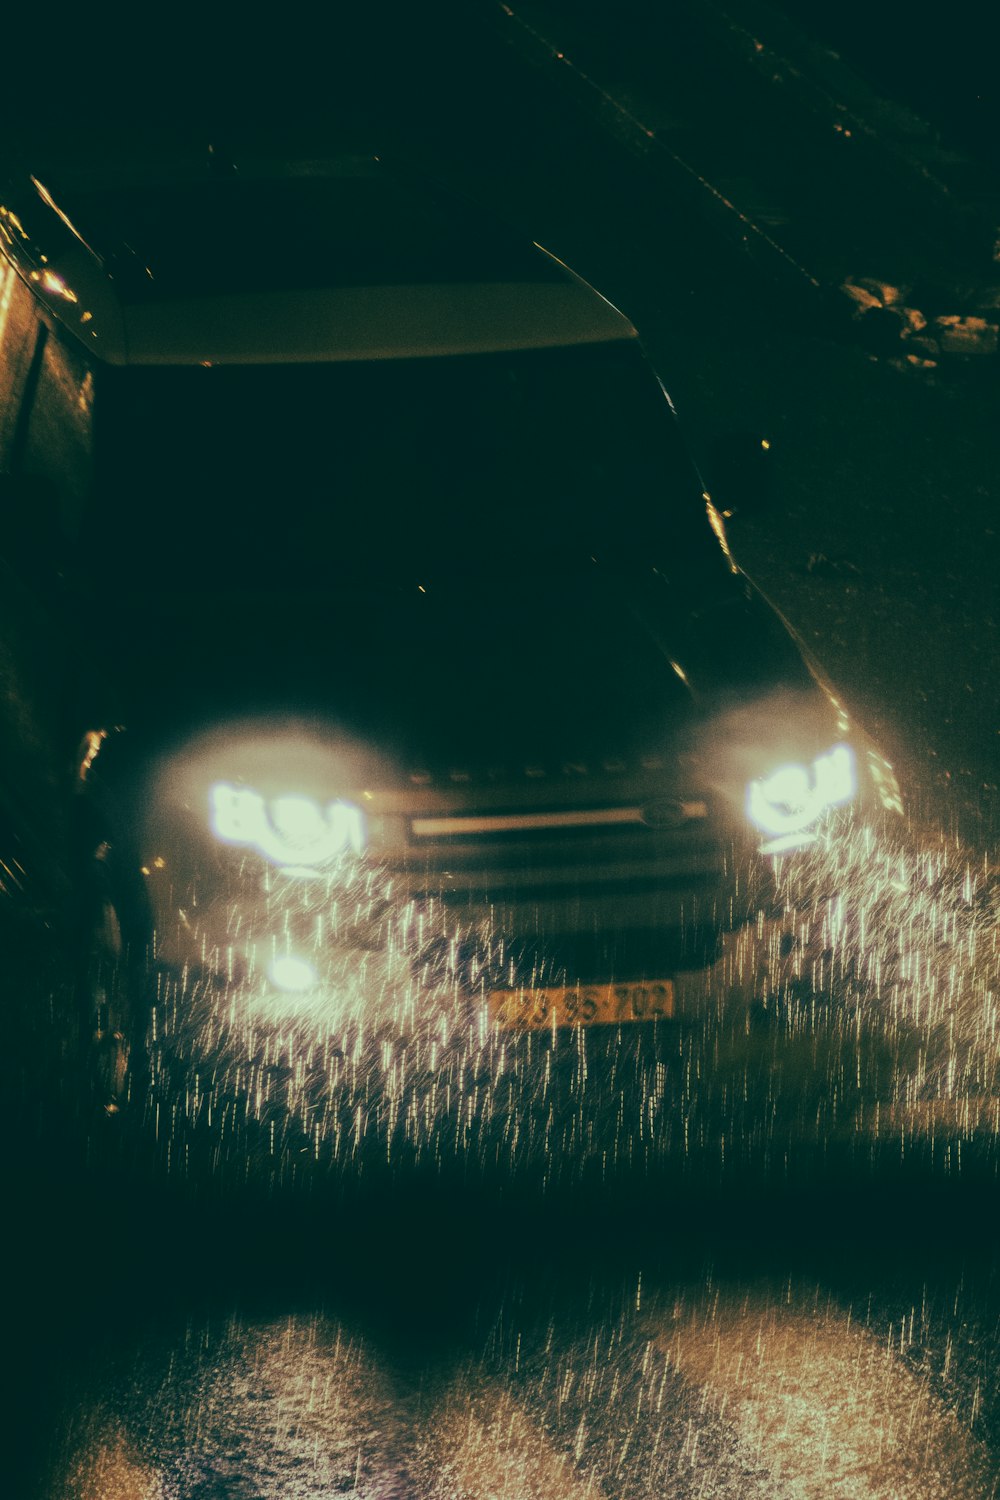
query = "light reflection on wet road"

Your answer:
(41, 1275), (999, 1499)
